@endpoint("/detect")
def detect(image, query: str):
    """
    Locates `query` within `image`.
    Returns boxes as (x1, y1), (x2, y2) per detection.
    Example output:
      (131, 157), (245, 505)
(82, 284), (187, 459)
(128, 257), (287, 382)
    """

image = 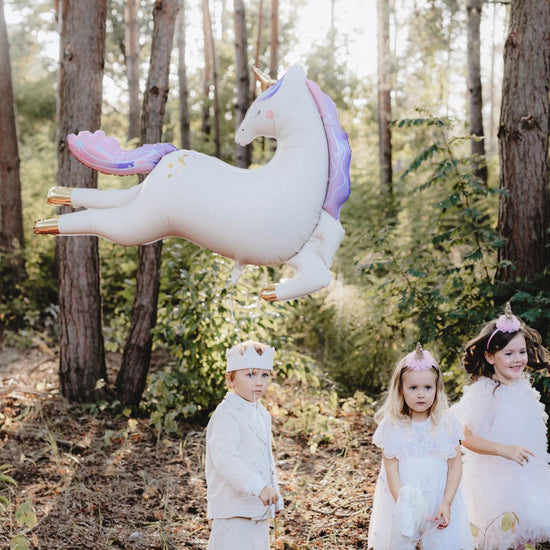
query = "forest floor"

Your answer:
(0, 342), (377, 549)
(1, 343), (550, 550)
